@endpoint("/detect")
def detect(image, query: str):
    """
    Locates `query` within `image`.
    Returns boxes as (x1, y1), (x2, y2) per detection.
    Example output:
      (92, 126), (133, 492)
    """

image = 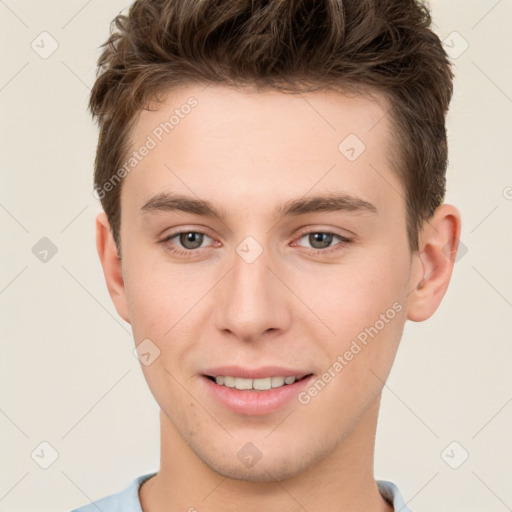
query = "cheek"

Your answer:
(298, 301), (406, 427)
(123, 256), (216, 380)
(123, 251), (205, 338)
(124, 276), (170, 342)
(297, 250), (408, 334)
(295, 248), (409, 387)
